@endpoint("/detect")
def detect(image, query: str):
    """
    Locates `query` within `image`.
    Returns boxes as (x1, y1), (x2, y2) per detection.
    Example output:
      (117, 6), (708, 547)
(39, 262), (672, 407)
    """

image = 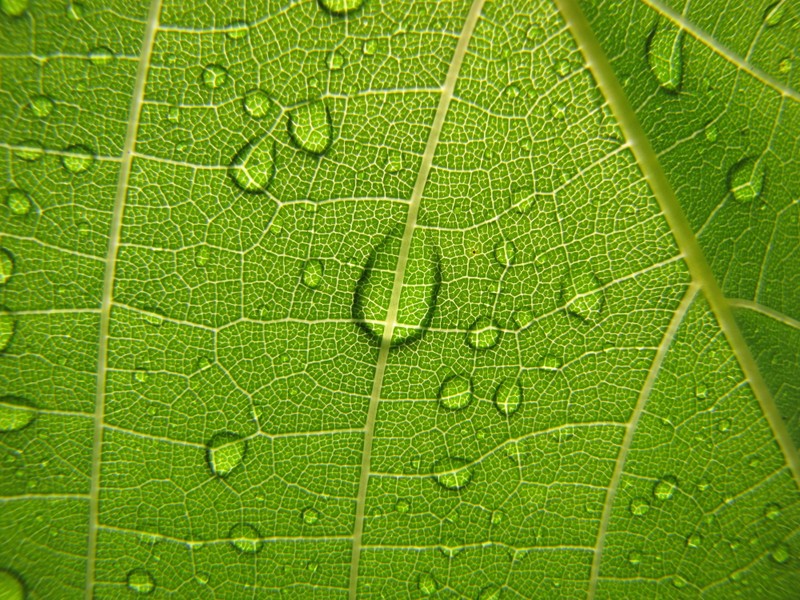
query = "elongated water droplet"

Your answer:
(206, 432), (247, 477)
(202, 64), (228, 89)
(540, 354), (562, 371)
(243, 89), (273, 118)
(630, 497), (650, 516)
(653, 476), (677, 501)
(88, 46), (114, 64)
(229, 523), (263, 553)
(764, 2), (785, 26)
(648, 21), (683, 91)
(61, 145), (94, 174)
(288, 100), (332, 155)
(562, 265), (604, 321)
(353, 233), (441, 348)
(0, 397), (36, 432)
(718, 418), (732, 433)
(729, 156), (766, 202)
(6, 189), (32, 216)
(771, 543), (790, 564)
(764, 503), (781, 520)
(0, 569), (25, 600)
(778, 57), (791, 74)
(549, 100), (567, 120)
(490, 511), (505, 525)
(432, 456), (473, 491)
(494, 377), (522, 416)
(418, 572), (437, 596)
(66, 1), (84, 20)
(127, 568), (155, 594)
(301, 259), (324, 289)
(228, 135), (276, 193)
(0, 309), (15, 352)
(29, 95), (54, 118)
(318, 0), (364, 16)
(302, 507), (320, 525)
(494, 240), (516, 267)
(226, 21), (248, 40)
(15, 141), (43, 162)
(0, 248), (14, 285)
(466, 316), (500, 350)
(384, 150), (403, 174)
(438, 374), (472, 411)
